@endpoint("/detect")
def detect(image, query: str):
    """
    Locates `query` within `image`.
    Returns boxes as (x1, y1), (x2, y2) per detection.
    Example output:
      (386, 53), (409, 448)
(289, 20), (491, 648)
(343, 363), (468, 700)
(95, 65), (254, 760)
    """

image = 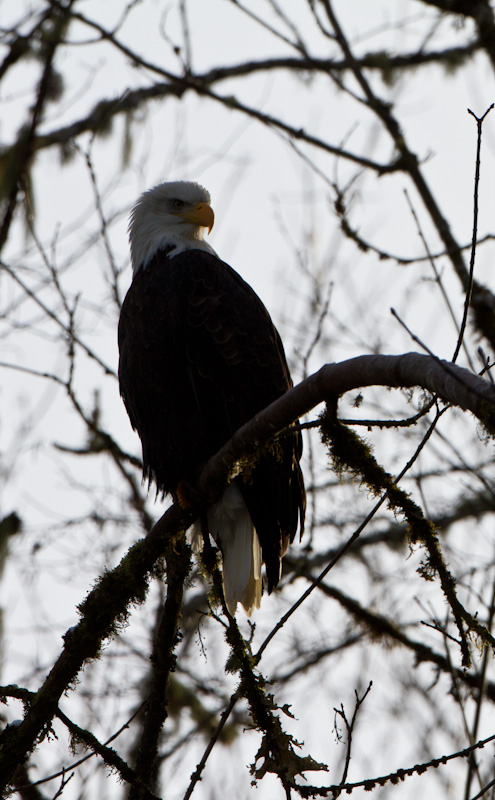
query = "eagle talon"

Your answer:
(176, 480), (194, 510)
